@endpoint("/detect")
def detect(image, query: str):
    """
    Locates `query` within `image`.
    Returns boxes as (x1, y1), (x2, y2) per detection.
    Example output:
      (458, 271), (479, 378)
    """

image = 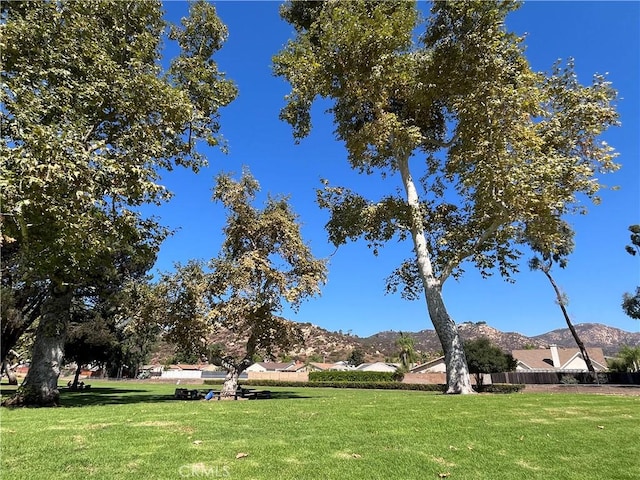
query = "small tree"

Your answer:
(528, 222), (597, 379)
(208, 170), (327, 396)
(396, 332), (417, 370)
(464, 338), (516, 389)
(607, 346), (640, 373)
(622, 225), (640, 319)
(64, 316), (116, 388)
(347, 348), (366, 367)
